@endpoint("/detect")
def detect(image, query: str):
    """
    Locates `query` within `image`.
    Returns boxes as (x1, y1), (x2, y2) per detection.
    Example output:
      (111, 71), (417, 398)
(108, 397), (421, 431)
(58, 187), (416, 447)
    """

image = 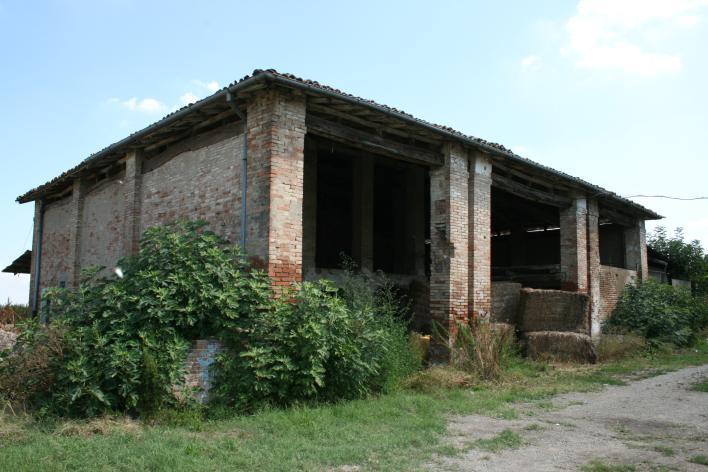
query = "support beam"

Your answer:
(352, 154), (374, 271)
(468, 151), (492, 320)
(429, 143), (469, 361)
(302, 138), (318, 277)
(587, 199), (601, 337)
(67, 178), (86, 288)
(306, 115), (443, 166)
(492, 173), (571, 208)
(560, 197), (588, 292)
(624, 219), (649, 280)
(123, 150), (143, 256)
